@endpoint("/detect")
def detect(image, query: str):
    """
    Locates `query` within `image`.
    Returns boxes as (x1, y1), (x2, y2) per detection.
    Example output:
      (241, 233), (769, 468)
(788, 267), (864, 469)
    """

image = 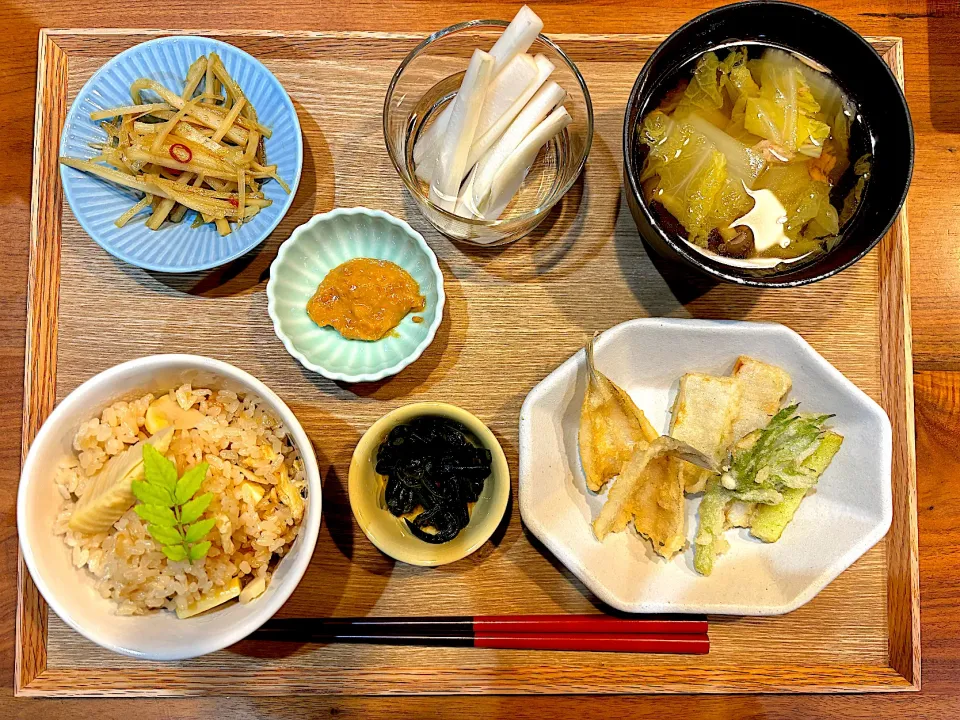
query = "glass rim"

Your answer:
(382, 18), (595, 229)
